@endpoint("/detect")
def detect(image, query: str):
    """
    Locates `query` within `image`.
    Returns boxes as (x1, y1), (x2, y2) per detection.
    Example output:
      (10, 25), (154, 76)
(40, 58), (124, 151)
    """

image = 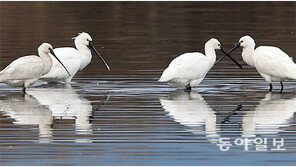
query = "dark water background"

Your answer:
(0, 1), (295, 166)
